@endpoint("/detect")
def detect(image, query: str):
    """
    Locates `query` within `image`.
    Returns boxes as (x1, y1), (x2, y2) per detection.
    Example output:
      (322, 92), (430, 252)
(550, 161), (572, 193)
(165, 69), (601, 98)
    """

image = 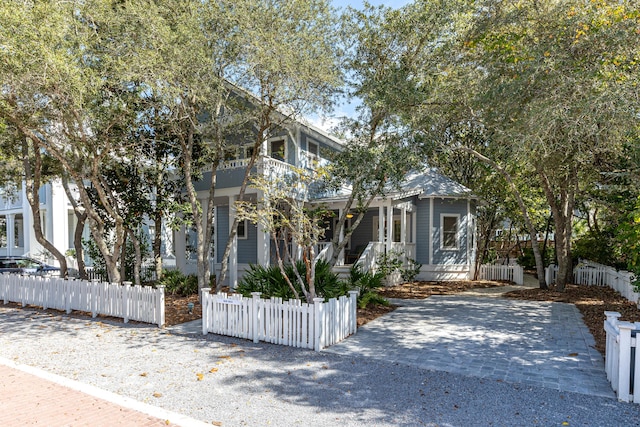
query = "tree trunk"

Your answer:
(22, 149), (69, 278)
(129, 229), (142, 286)
(120, 231), (127, 282)
(217, 136), (266, 290)
(153, 209), (163, 282)
(458, 147), (547, 288)
(473, 210), (497, 280)
(60, 176), (88, 279)
(21, 137), (68, 278)
(538, 167), (577, 292)
(73, 214), (87, 279)
(9, 107), (123, 283)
